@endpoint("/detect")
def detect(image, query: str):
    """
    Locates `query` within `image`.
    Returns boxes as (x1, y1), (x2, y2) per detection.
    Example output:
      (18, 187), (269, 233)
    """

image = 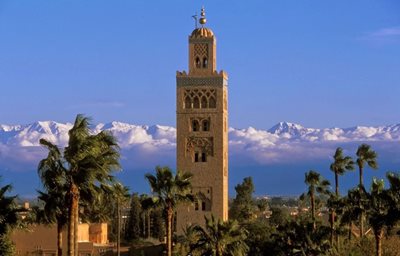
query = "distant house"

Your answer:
(12, 223), (112, 256)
